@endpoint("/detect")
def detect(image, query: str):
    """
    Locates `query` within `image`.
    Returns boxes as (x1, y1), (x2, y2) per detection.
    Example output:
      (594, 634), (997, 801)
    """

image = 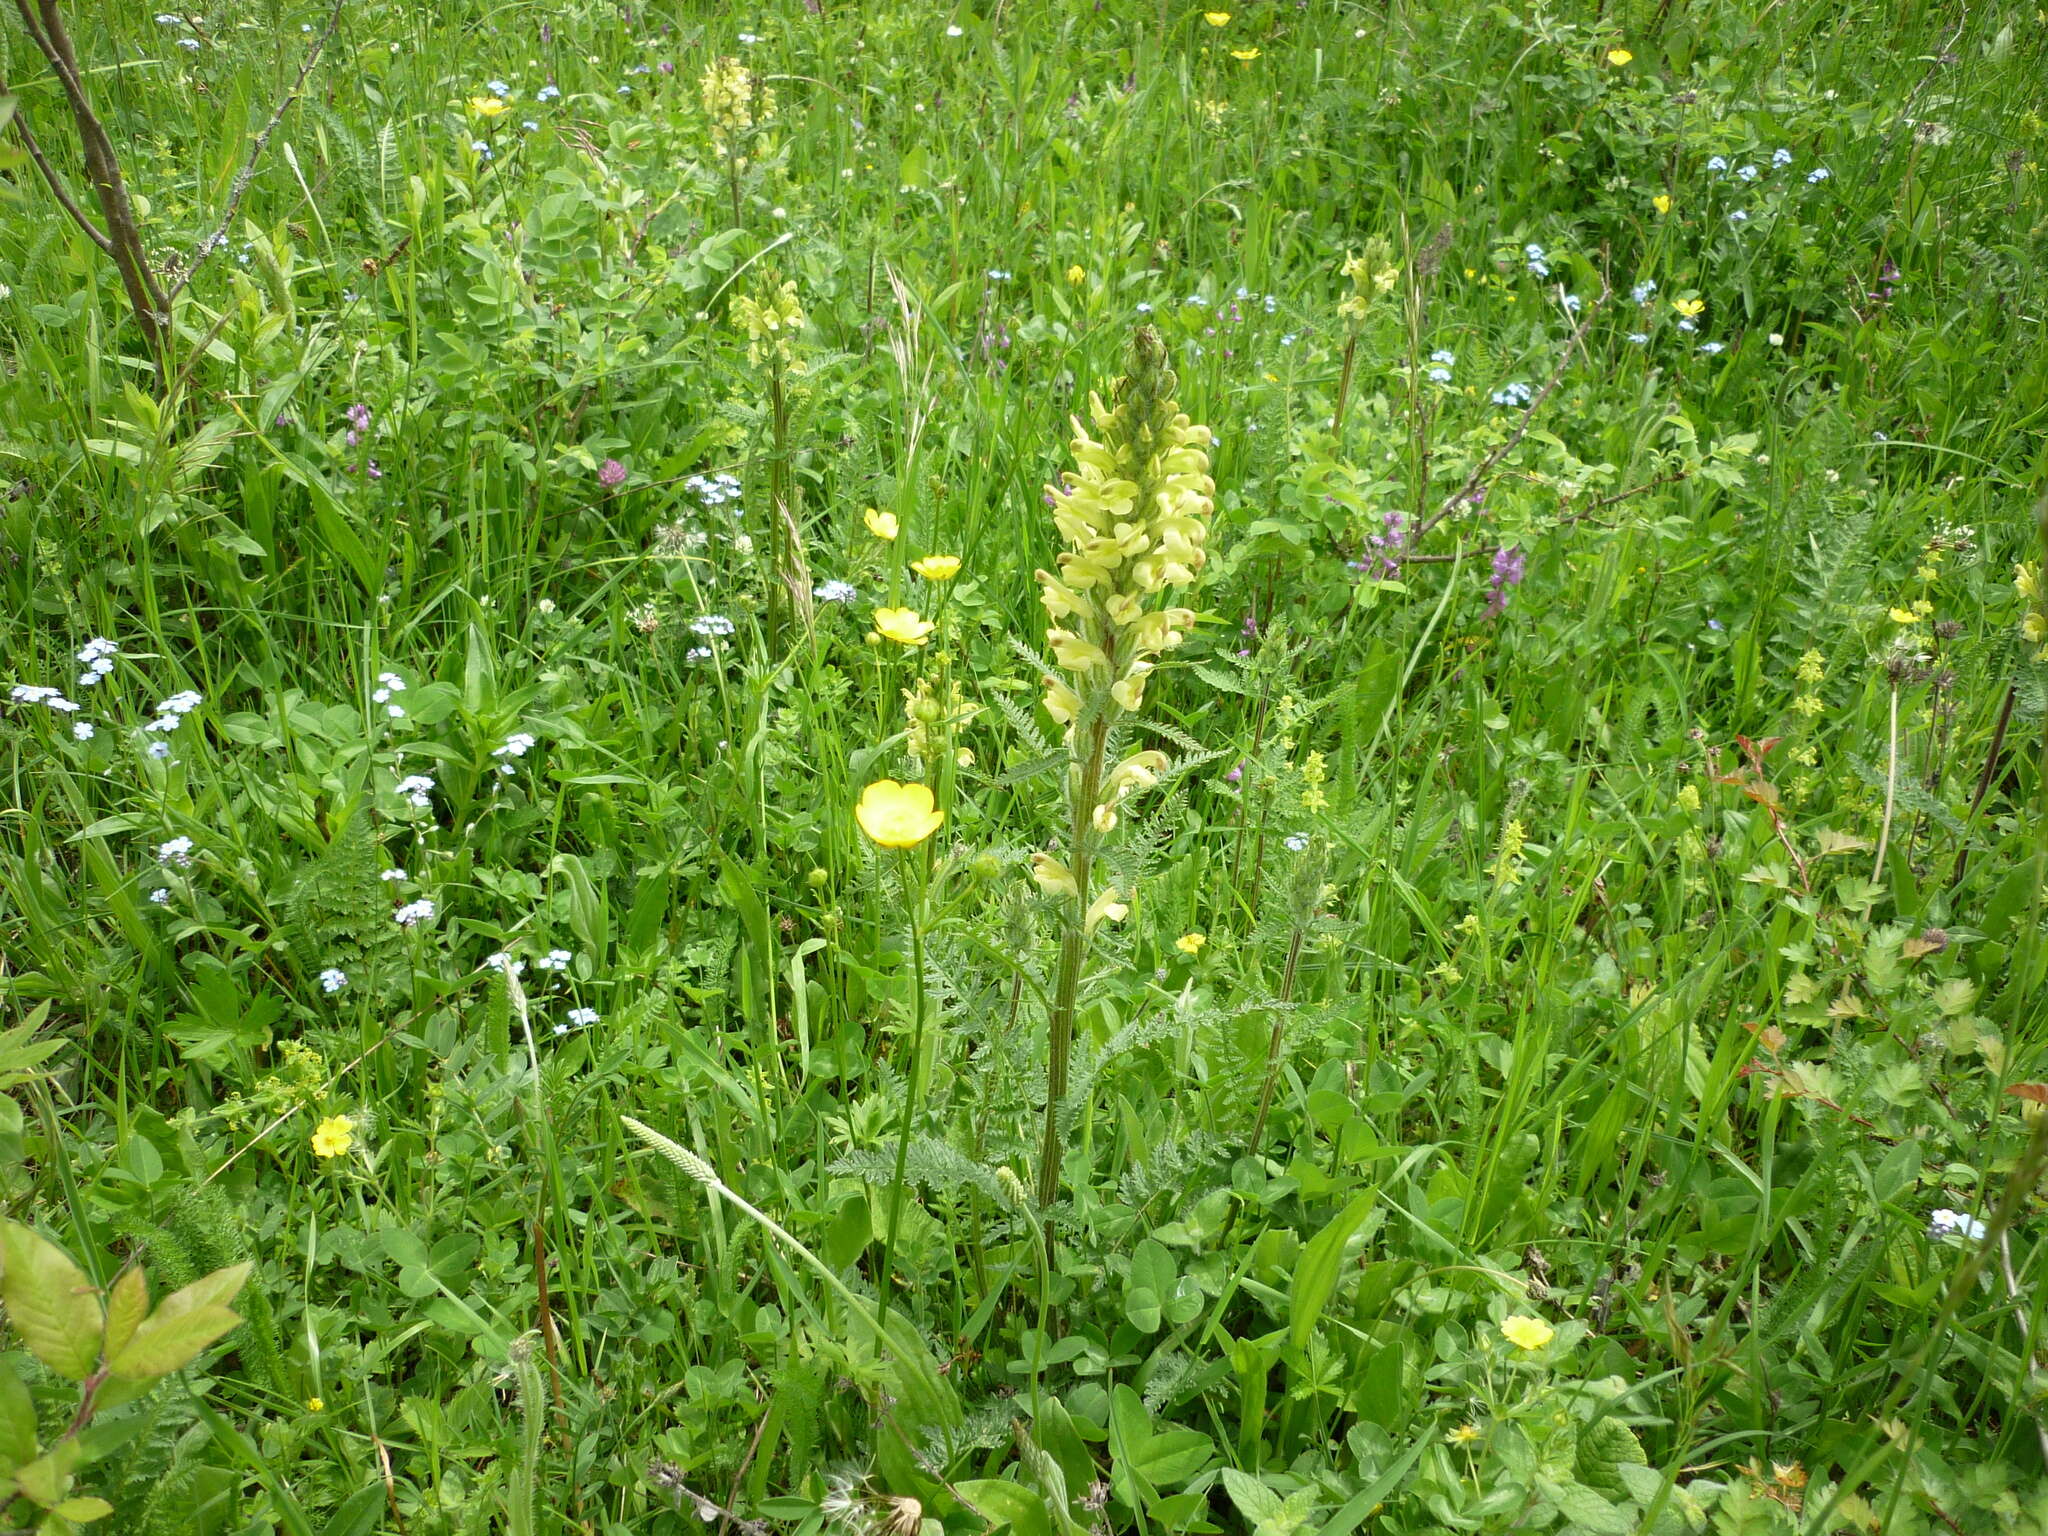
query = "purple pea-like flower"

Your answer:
(1485, 545), (1526, 617)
